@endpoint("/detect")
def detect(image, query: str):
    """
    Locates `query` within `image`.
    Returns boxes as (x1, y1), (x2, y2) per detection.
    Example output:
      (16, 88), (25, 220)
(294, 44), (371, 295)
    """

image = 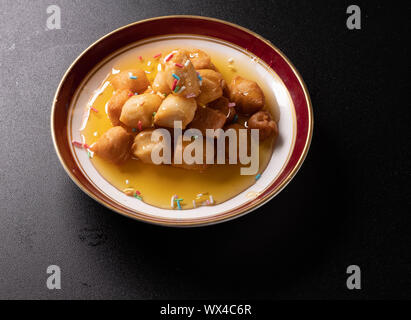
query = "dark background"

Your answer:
(0, 0), (409, 299)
